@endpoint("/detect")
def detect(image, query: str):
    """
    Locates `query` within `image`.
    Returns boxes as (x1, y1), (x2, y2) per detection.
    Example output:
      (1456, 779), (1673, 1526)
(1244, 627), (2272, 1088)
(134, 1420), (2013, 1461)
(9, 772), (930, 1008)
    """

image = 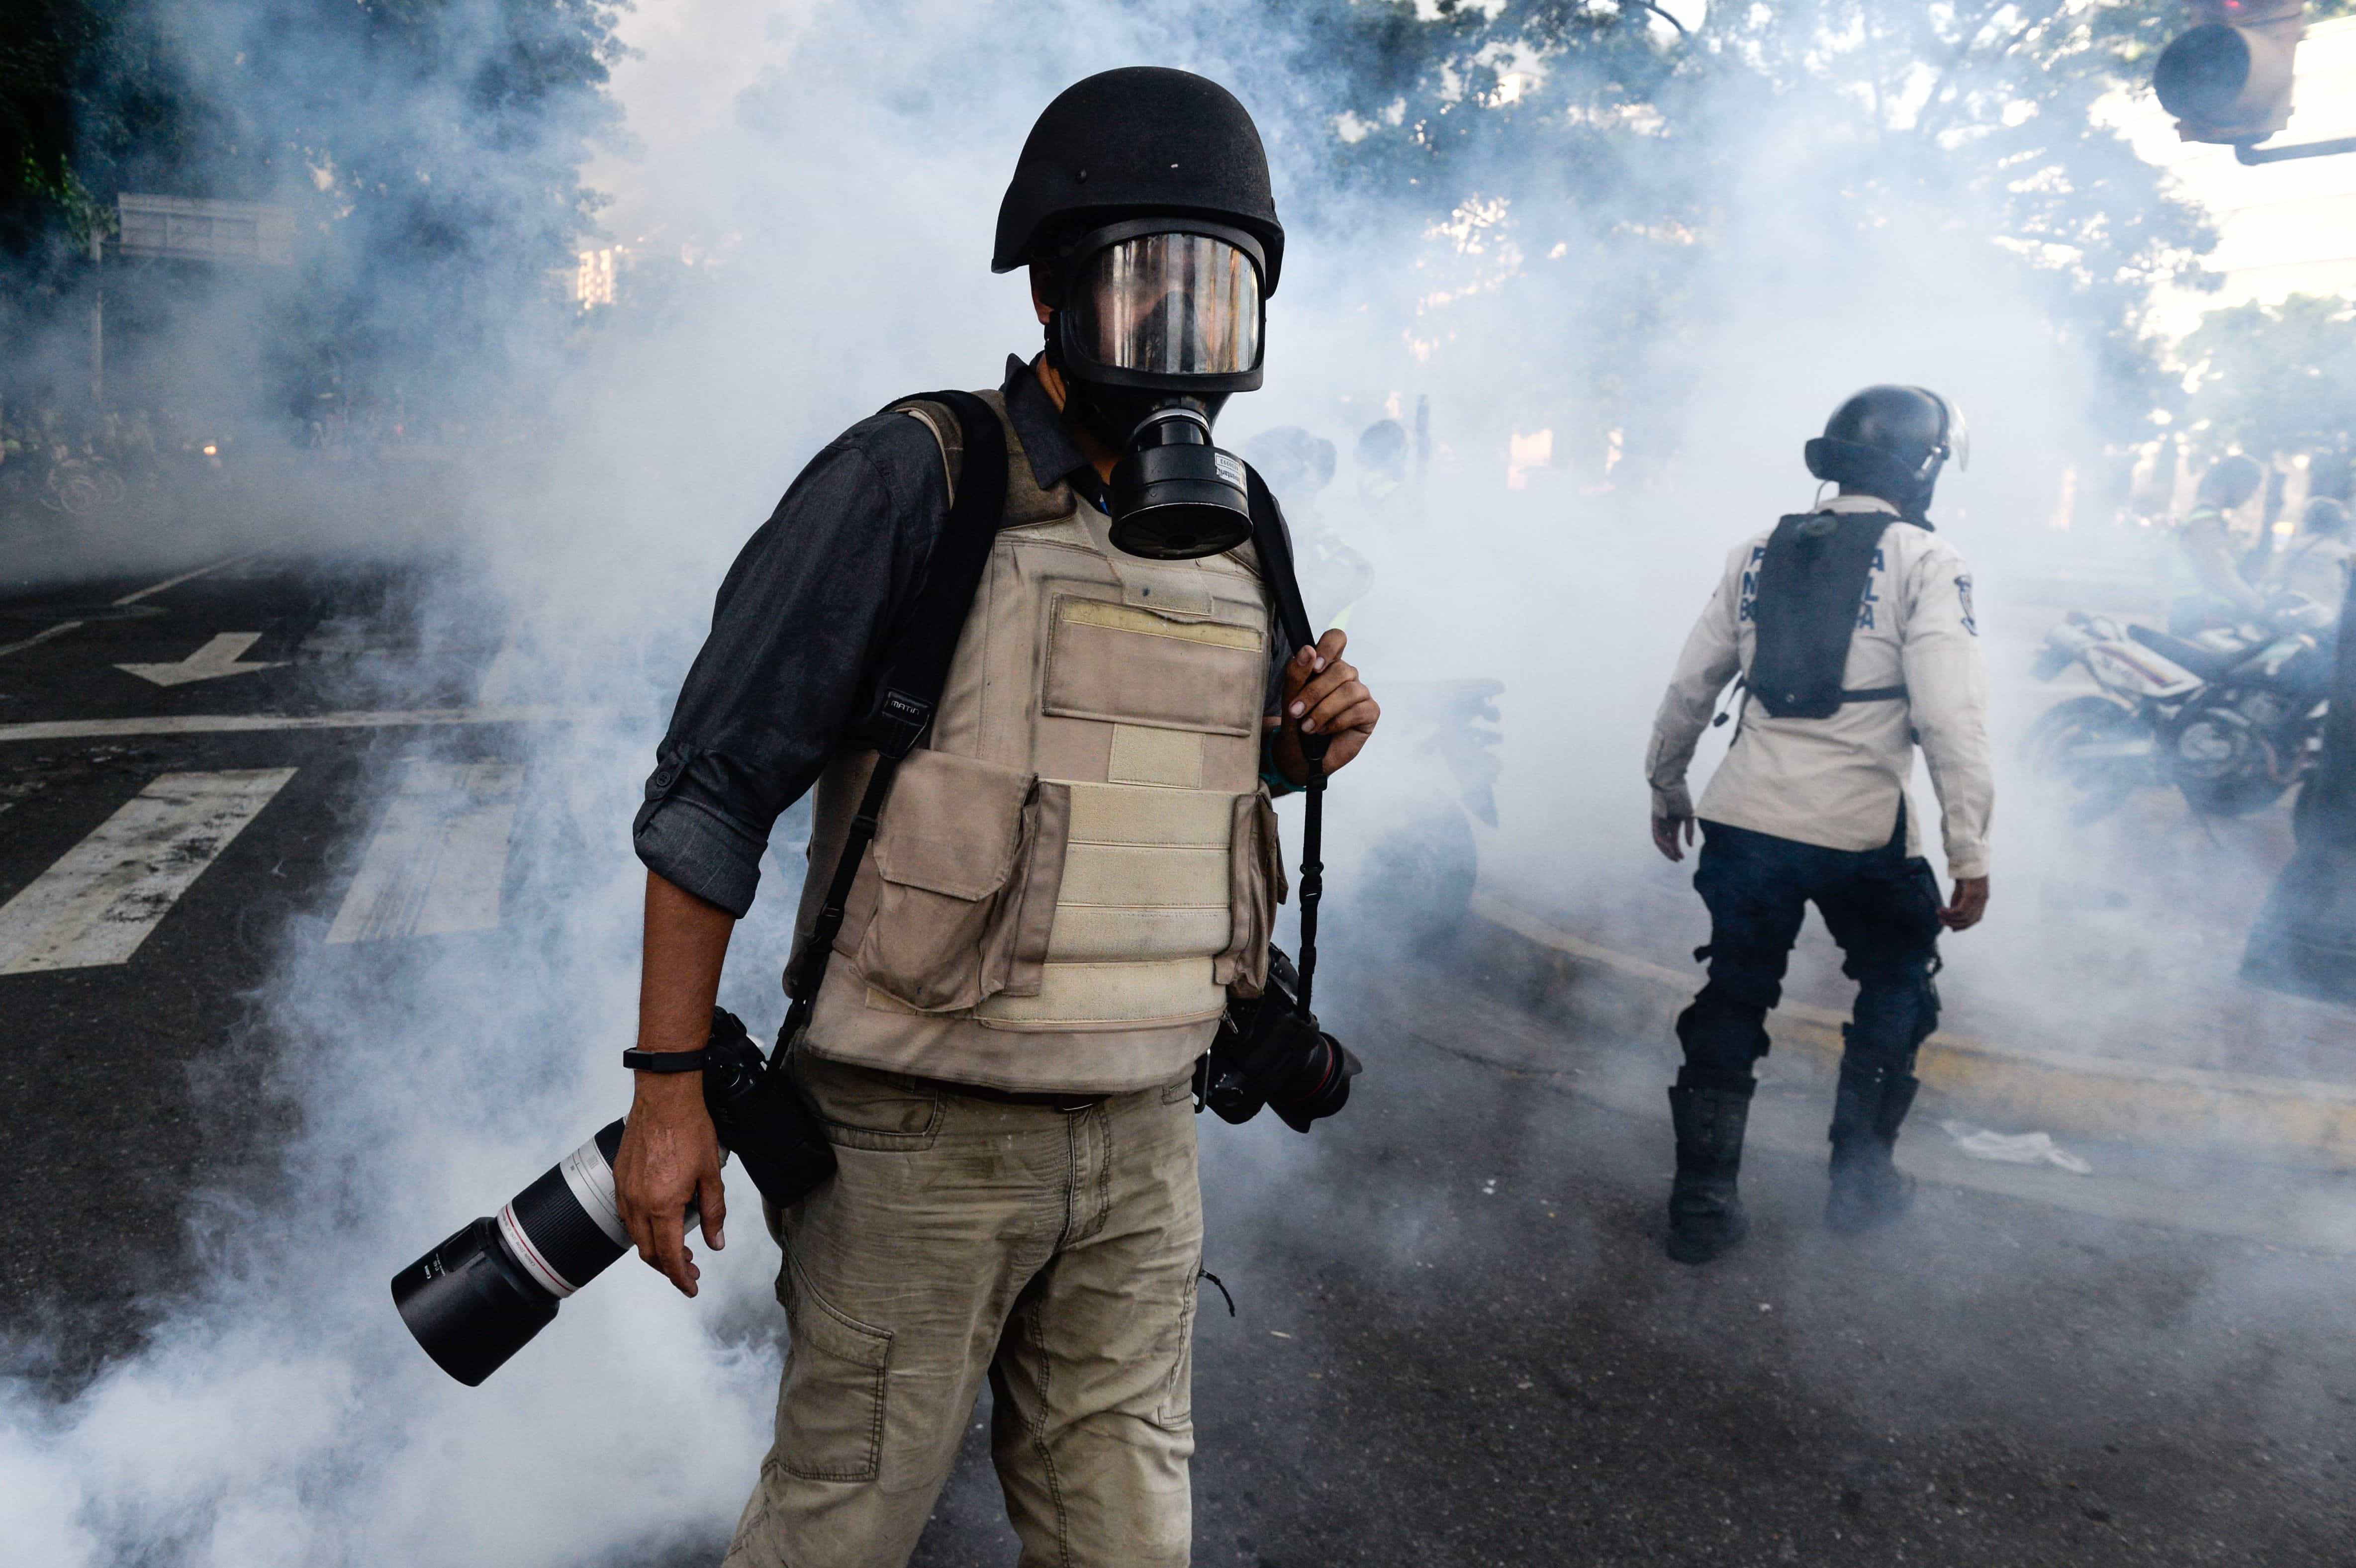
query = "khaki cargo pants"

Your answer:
(721, 1054), (1204, 1568)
